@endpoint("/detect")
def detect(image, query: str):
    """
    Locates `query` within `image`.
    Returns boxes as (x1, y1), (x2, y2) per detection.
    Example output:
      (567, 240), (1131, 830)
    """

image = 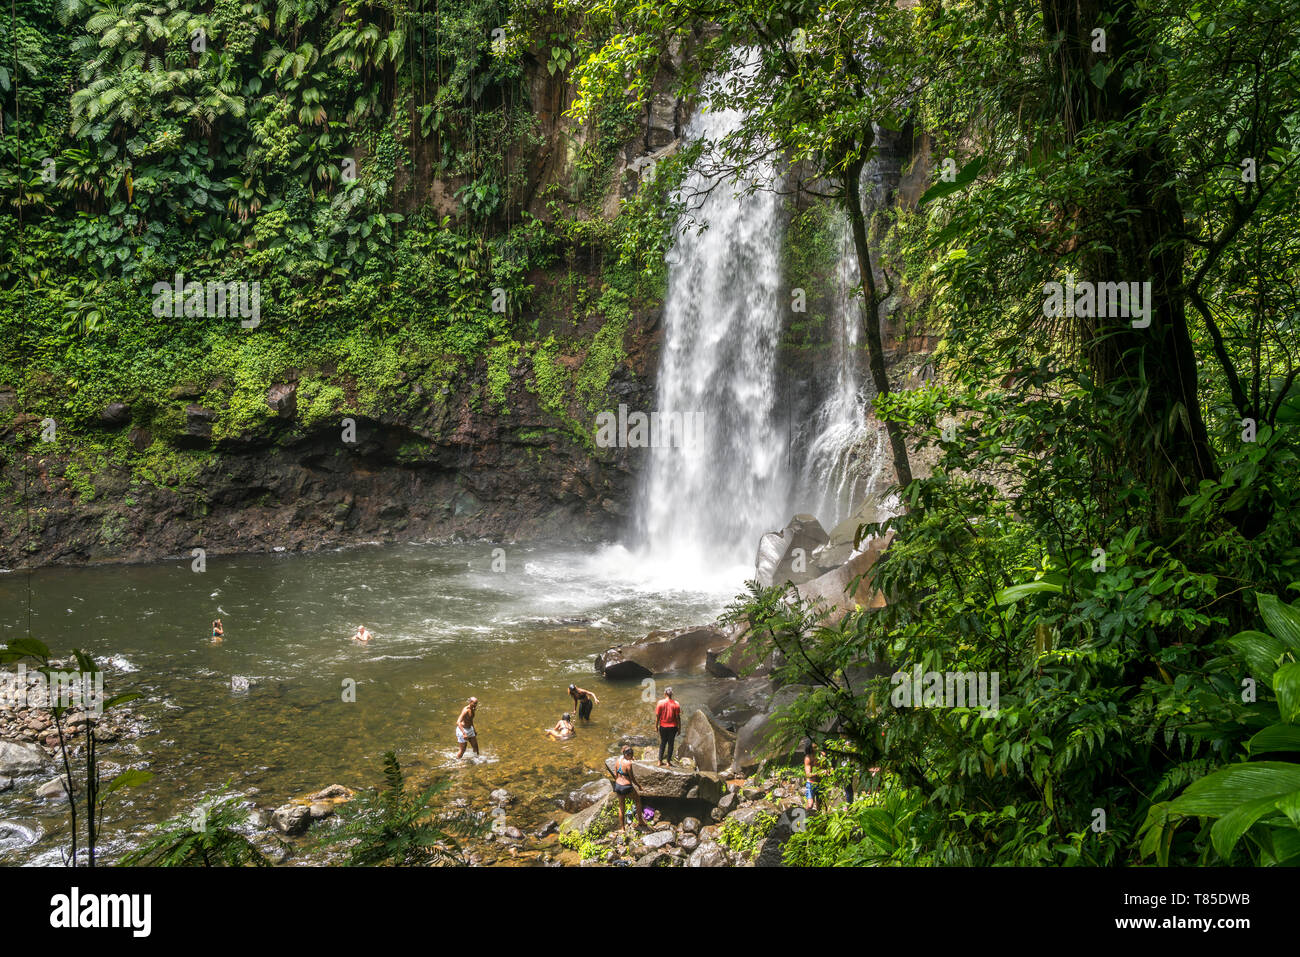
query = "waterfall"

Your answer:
(633, 102), (790, 575)
(630, 106), (899, 580)
(794, 214), (893, 530)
